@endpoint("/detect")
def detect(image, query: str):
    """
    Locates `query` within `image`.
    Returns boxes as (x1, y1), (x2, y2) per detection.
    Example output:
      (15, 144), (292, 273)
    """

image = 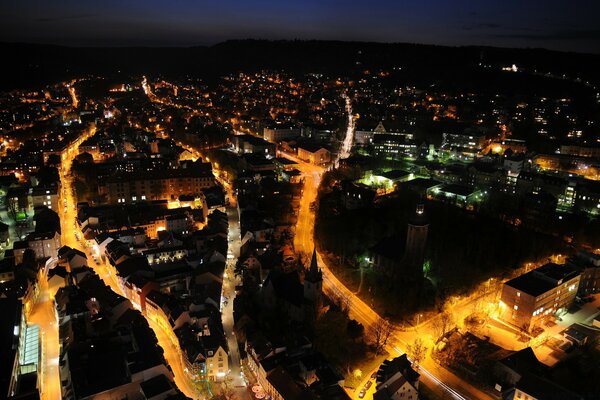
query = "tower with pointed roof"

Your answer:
(304, 248), (323, 310)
